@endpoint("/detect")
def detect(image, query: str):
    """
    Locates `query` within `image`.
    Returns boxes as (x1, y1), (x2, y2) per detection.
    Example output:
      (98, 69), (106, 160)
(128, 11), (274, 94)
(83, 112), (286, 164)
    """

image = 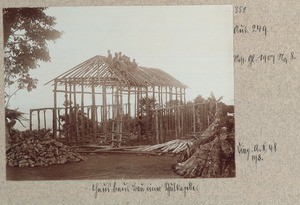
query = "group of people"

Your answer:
(106, 50), (138, 72)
